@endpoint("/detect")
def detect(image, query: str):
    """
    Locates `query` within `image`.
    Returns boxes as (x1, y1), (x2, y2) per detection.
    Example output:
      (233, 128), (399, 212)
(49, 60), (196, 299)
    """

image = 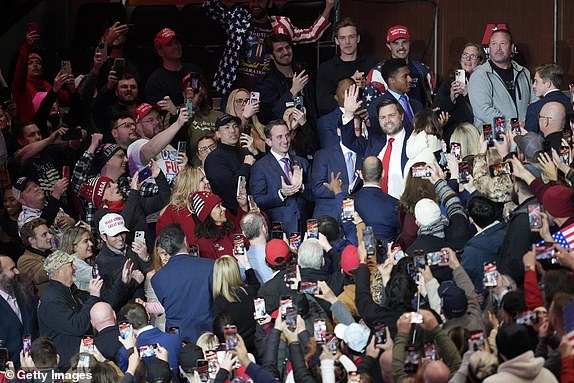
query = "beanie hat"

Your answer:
(341, 245), (359, 275)
(79, 176), (113, 208)
(542, 185), (574, 219)
(438, 282), (468, 319)
(190, 191), (222, 222)
(265, 239), (291, 266)
(414, 198), (442, 227)
(95, 143), (122, 171)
